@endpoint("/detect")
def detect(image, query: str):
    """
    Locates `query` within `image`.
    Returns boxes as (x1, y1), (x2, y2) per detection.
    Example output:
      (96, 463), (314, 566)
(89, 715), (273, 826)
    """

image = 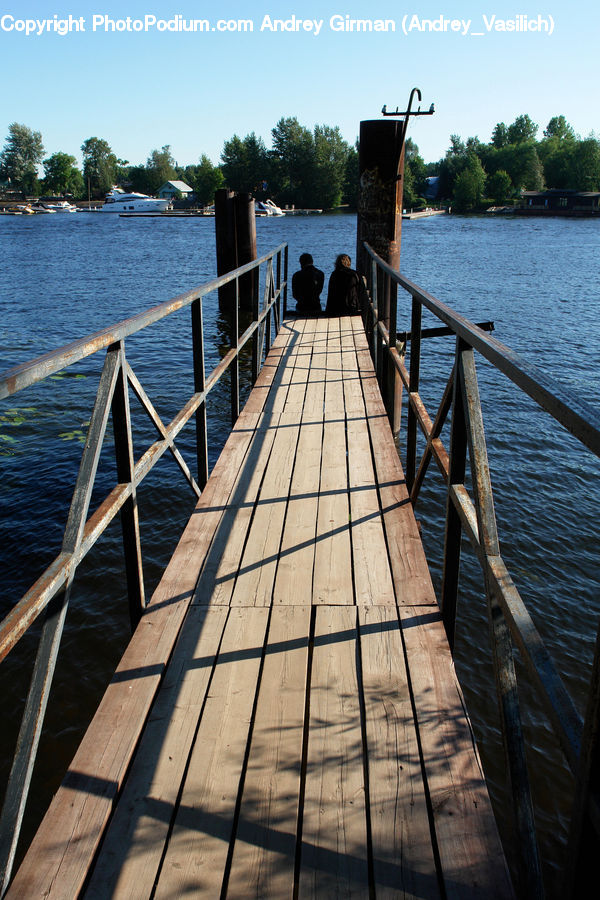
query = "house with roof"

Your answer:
(157, 180), (194, 200)
(520, 189), (600, 216)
